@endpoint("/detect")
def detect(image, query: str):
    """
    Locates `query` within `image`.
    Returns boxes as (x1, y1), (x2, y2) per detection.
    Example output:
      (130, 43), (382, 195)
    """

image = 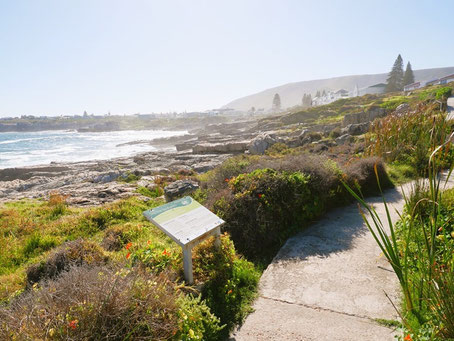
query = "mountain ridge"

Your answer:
(224, 66), (454, 111)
